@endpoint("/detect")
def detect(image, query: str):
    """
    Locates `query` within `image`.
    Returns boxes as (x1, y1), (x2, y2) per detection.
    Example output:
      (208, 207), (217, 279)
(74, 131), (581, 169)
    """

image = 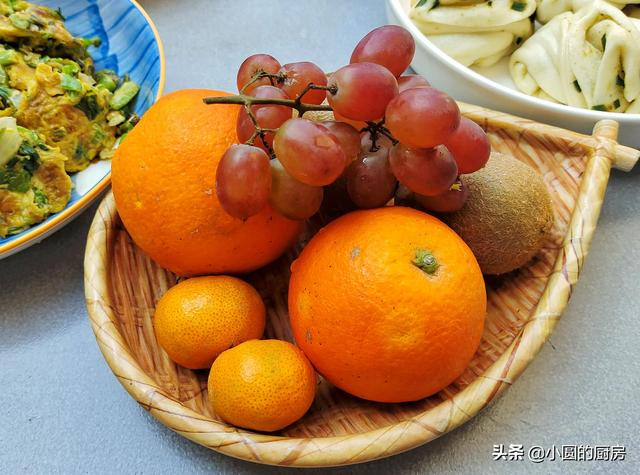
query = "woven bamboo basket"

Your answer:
(84, 103), (638, 467)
